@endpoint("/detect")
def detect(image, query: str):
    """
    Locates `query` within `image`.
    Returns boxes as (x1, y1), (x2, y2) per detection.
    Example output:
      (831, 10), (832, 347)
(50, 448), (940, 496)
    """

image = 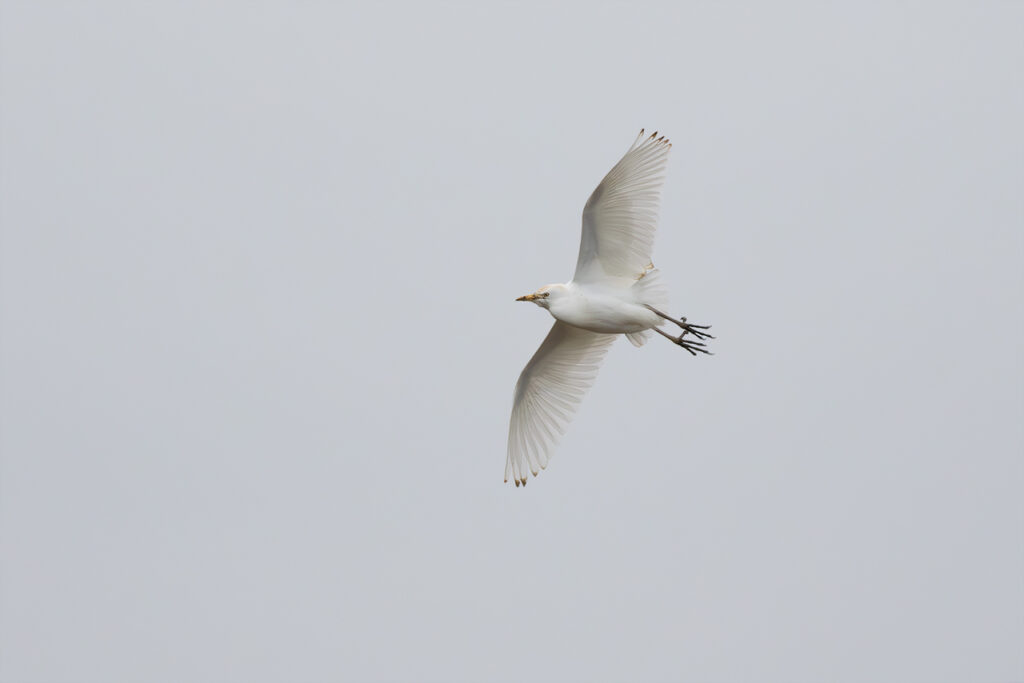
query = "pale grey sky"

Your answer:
(1, 3), (1022, 682)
